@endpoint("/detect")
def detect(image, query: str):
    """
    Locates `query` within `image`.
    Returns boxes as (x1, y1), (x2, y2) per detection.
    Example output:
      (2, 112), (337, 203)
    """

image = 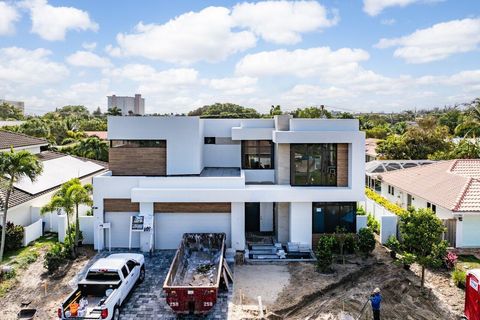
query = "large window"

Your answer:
(110, 140), (166, 148)
(312, 202), (356, 233)
(291, 144), (337, 186)
(241, 140), (274, 169)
